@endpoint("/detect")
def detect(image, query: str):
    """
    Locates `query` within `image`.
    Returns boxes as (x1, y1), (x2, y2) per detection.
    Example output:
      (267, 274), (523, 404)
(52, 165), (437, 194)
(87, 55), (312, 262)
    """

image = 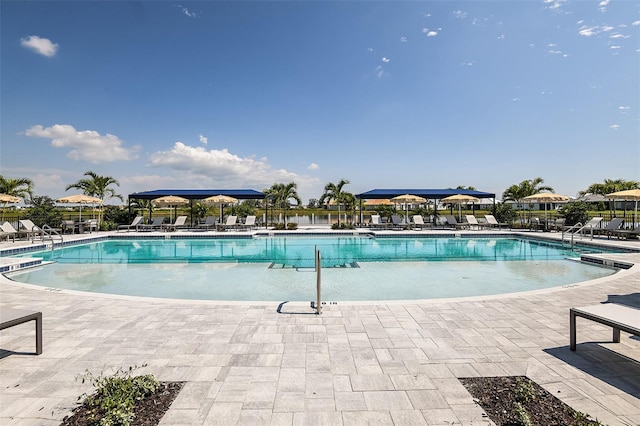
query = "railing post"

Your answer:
(315, 247), (322, 315)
